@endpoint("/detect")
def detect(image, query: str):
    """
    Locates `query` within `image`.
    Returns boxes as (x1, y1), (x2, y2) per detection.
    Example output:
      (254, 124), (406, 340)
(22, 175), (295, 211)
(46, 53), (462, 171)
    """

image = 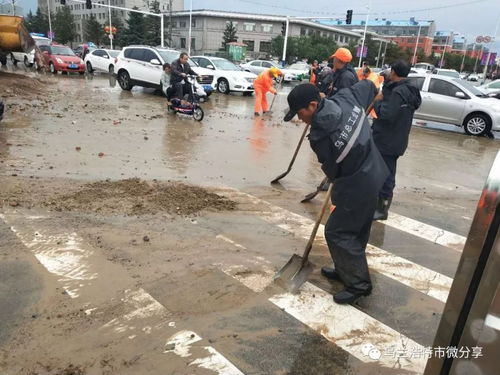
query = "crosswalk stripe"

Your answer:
(216, 234), (427, 373)
(383, 212), (466, 252)
(218, 189), (453, 302)
(0, 211), (245, 375)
